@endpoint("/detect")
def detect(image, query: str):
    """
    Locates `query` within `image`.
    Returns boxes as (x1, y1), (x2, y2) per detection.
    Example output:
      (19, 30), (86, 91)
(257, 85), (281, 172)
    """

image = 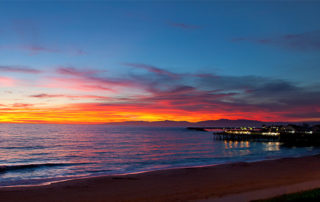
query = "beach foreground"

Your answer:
(1, 155), (320, 202)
